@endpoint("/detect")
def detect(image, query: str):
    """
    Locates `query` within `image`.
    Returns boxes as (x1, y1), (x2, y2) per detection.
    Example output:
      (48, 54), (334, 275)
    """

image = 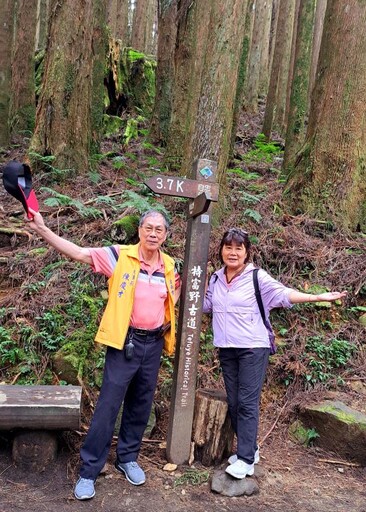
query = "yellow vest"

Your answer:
(95, 243), (176, 355)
